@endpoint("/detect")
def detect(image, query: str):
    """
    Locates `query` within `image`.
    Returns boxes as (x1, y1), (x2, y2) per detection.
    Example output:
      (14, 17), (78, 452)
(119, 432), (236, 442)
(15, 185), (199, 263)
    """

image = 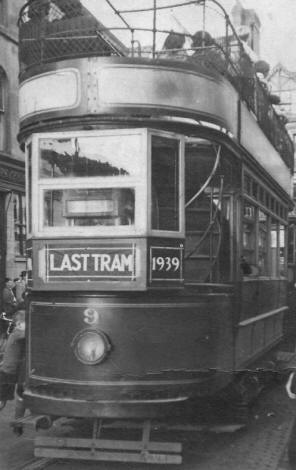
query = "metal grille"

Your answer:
(18, 0), (125, 71)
